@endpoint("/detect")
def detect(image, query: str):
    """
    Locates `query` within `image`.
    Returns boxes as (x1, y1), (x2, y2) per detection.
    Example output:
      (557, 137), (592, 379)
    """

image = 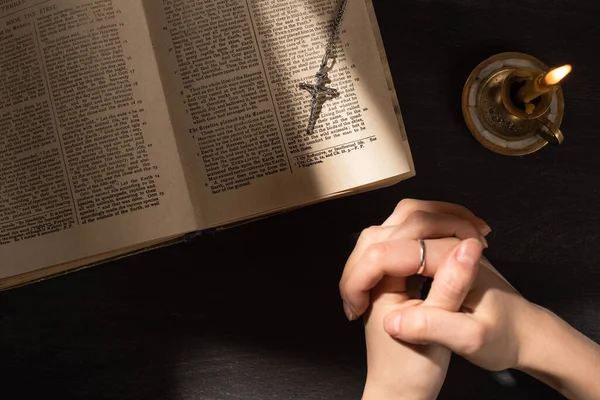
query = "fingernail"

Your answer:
(343, 302), (357, 321)
(479, 235), (489, 248)
(478, 221), (492, 236)
(455, 239), (481, 266)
